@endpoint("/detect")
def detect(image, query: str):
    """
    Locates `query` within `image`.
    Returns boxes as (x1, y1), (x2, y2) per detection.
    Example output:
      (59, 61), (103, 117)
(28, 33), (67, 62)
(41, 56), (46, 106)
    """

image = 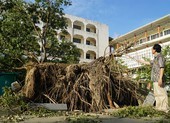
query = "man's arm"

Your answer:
(158, 55), (165, 87)
(126, 55), (150, 65)
(135, 59), (150, 65)
(158, 68), (164, 87)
